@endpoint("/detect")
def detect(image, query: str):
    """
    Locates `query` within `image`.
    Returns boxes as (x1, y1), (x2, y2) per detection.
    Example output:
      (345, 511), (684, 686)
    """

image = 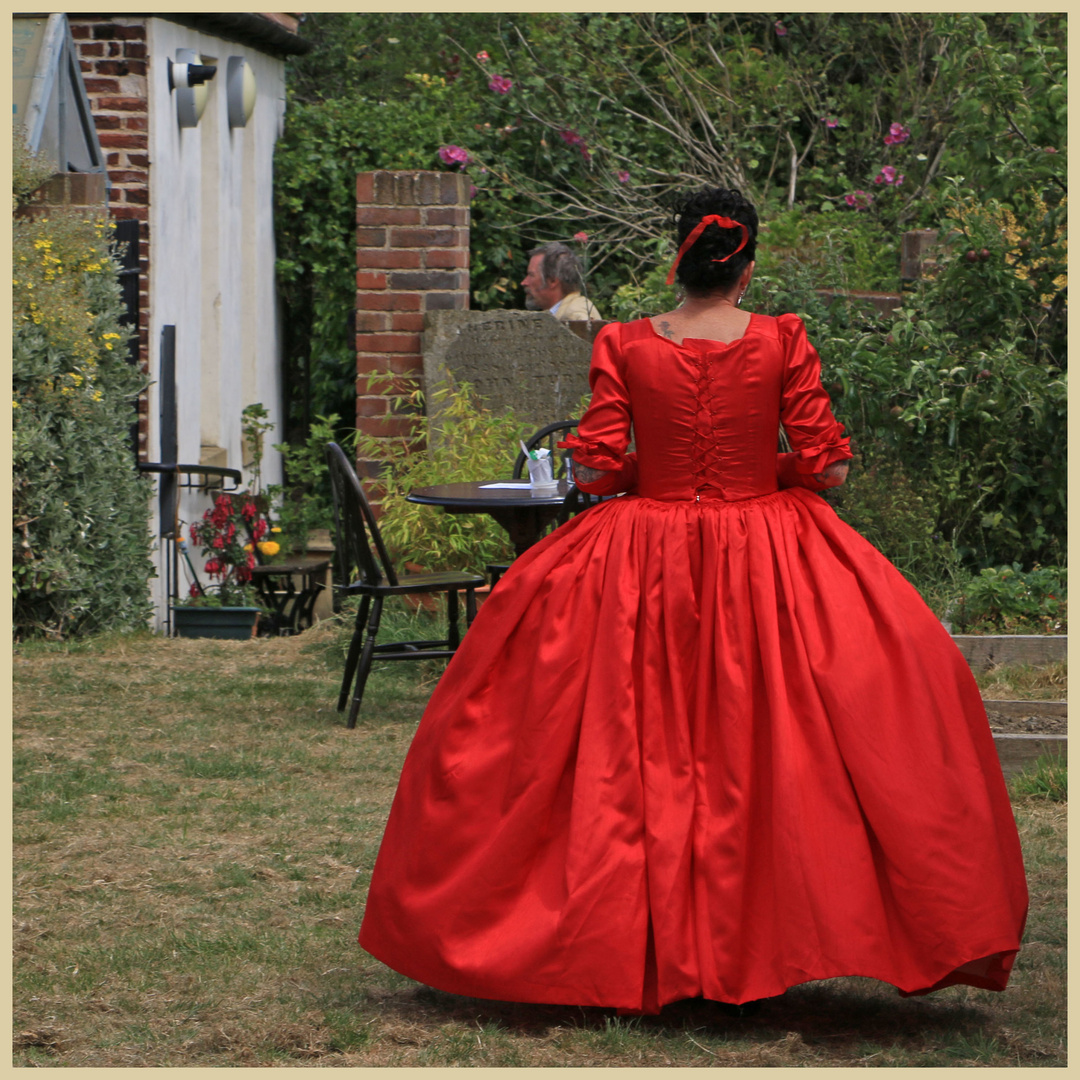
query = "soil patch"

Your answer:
(985, 703), (1067, 736)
